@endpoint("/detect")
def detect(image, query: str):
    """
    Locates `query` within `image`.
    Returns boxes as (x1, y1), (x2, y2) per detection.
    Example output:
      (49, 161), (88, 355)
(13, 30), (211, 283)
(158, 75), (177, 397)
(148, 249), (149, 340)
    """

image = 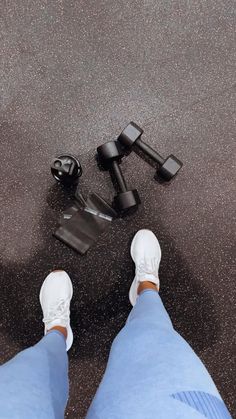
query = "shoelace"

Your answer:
(136, 257), (159, 277)
(43, 298), (70, 324)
